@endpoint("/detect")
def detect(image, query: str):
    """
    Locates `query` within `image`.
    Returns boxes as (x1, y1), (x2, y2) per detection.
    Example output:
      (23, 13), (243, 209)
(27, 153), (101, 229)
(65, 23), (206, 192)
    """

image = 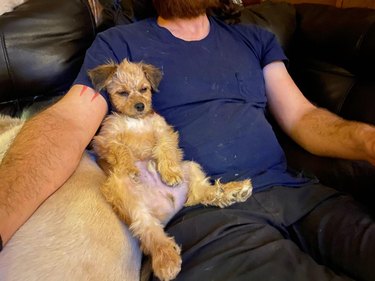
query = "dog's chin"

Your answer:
(123, 110), (153, 119)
